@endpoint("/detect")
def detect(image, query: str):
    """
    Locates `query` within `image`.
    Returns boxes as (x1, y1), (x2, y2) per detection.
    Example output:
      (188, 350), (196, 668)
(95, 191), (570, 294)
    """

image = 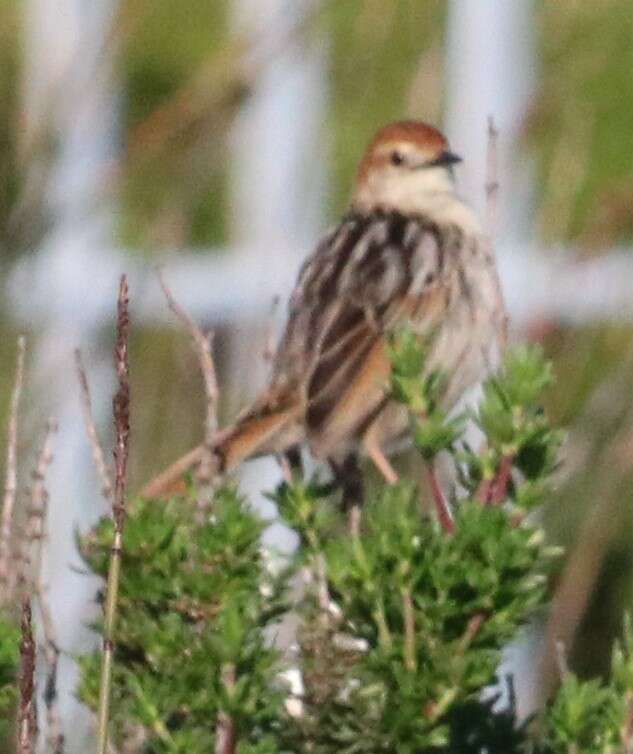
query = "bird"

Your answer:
(141, 120), (507, 527)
